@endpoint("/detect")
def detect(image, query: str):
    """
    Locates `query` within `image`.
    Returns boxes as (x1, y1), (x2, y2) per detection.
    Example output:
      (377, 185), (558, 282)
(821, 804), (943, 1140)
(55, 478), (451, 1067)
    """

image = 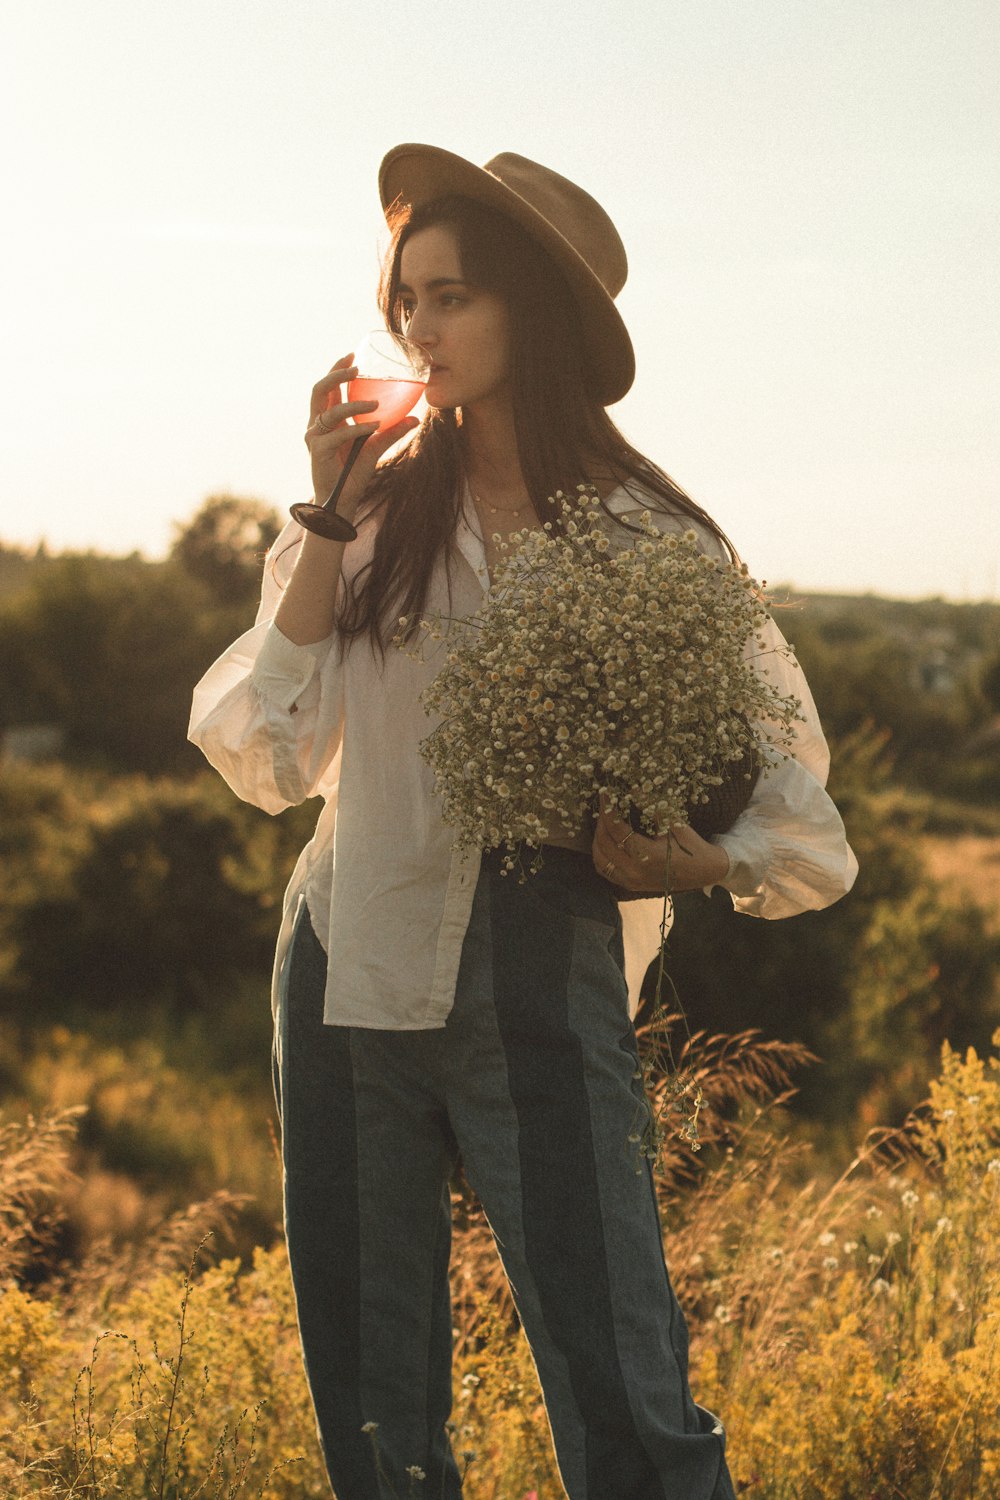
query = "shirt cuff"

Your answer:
(249, 622), (333, 714)
(703, 826), (770, 899)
